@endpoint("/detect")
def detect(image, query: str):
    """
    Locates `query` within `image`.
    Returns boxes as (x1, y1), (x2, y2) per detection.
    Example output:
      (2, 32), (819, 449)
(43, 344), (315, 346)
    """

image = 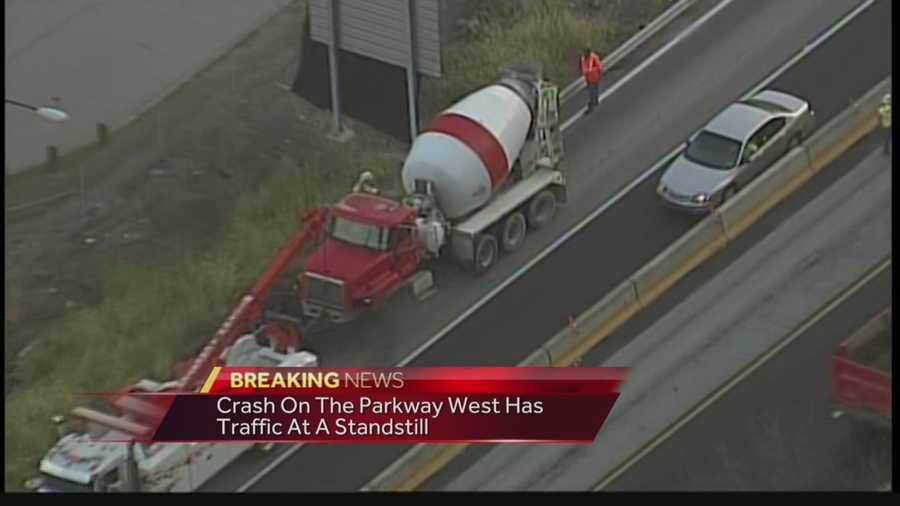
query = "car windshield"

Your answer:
(684, 131), (742, 170)
(329, 217), (390, 250)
